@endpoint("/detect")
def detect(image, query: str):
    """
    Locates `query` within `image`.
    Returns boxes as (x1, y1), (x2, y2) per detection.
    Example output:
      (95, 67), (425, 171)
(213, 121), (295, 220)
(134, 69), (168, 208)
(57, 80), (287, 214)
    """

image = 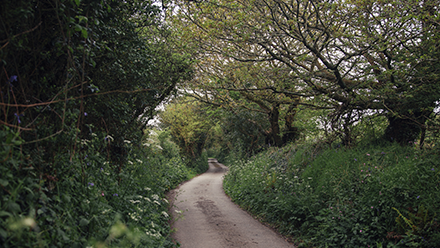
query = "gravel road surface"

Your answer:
(169, 159), (295, 248)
